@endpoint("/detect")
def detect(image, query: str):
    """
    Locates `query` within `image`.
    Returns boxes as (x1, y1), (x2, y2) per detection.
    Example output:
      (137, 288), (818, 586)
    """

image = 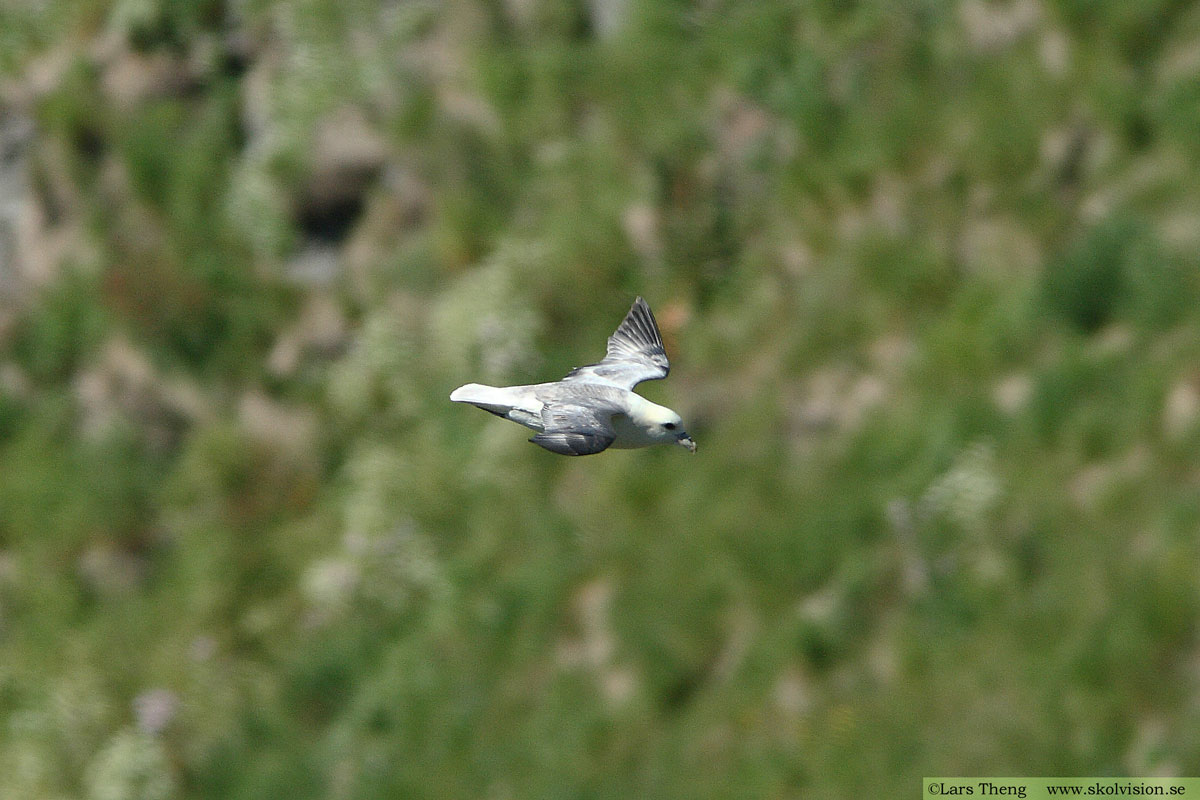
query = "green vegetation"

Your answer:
(3, 0), (1200, 796)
